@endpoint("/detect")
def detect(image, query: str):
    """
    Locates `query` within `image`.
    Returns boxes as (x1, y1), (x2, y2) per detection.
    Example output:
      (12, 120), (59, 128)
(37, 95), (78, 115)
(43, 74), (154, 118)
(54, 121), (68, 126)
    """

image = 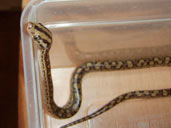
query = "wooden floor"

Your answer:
(0, 11), (20, 128)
